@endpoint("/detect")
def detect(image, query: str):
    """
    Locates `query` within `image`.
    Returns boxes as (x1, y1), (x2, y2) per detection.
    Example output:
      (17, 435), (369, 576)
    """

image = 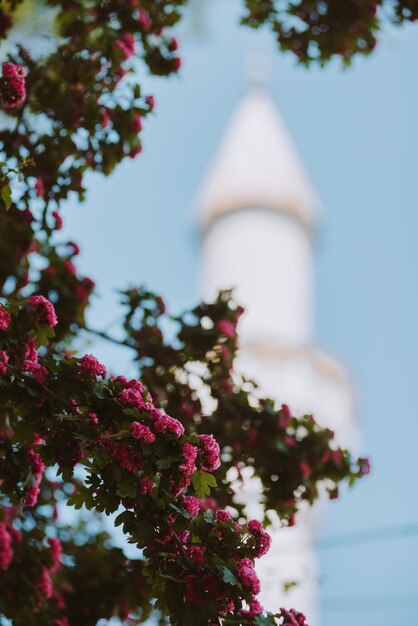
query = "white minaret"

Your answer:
(195, 74), (358, 625)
